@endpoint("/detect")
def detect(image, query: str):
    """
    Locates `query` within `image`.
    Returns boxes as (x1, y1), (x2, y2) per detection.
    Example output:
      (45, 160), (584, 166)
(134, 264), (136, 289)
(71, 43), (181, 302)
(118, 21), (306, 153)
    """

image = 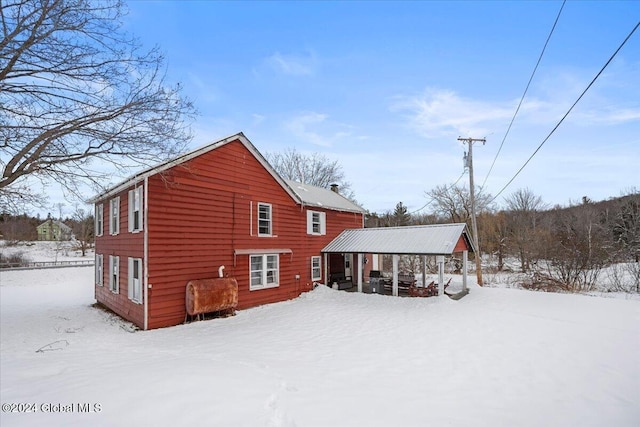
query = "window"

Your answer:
(109, 197), (120, 235)
(250, 254), (279, 290)
(128, 257), (143, 303)
(258, 203), (272, 236)
(311, 256), (322, 281)
(128, 187), (143, 233)
(95, 204), (103, 237)
(109, 255), (119, 293)
(95, 254), (104, 286)
(307, 210), (326, 235)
